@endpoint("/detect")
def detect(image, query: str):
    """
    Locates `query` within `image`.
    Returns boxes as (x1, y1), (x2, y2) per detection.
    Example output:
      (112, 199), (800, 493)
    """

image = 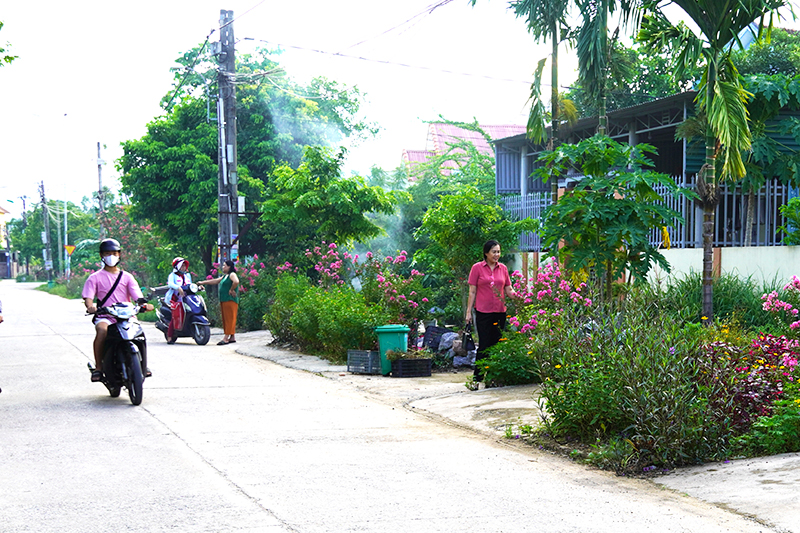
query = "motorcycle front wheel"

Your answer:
(192, 323), (211, 346)
(126, 349), (144, 406)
